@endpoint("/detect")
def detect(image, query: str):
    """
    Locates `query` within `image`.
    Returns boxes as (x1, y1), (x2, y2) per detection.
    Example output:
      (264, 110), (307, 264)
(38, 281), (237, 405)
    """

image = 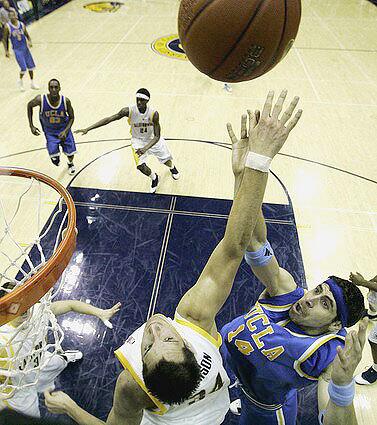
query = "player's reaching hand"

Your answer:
(74, 129), (89, 135)
(349, 272), (368, 287)
(227, 110), (260, 180)
(98, 302), (122, 329)
(247, 90), (302, 160)
(30, 125), (41, 136)
(331, 317), (368, 386)
(44, 390), (76, 415)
